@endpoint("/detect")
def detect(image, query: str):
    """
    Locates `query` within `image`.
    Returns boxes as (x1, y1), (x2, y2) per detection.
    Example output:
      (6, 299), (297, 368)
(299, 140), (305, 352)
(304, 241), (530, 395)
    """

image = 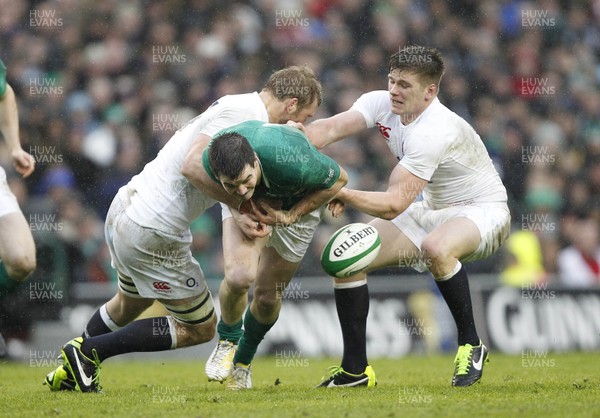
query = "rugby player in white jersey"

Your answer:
(44, 66), (322, 392)
(287, 46), (509, 387)
(0, 58), (37, 356)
